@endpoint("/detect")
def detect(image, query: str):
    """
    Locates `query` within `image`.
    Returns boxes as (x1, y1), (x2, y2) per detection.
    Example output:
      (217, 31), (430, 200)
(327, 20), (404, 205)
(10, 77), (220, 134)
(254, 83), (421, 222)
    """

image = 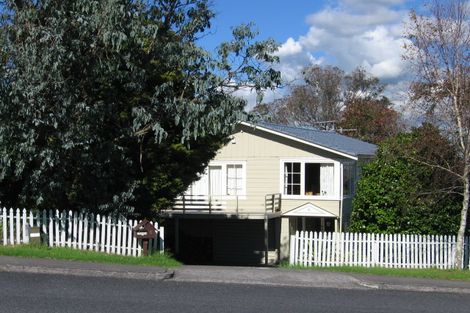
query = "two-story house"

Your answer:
(161, 122), (376, 265)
